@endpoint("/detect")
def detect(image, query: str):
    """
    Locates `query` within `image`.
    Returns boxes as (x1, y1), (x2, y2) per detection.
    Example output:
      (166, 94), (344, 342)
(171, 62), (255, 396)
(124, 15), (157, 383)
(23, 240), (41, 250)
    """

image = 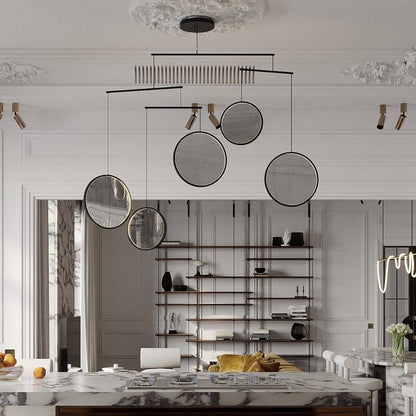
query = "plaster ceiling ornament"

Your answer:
(340, 47), (416, 85)
(0, 61), (49, 83)
(128, 0), (267, 35)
